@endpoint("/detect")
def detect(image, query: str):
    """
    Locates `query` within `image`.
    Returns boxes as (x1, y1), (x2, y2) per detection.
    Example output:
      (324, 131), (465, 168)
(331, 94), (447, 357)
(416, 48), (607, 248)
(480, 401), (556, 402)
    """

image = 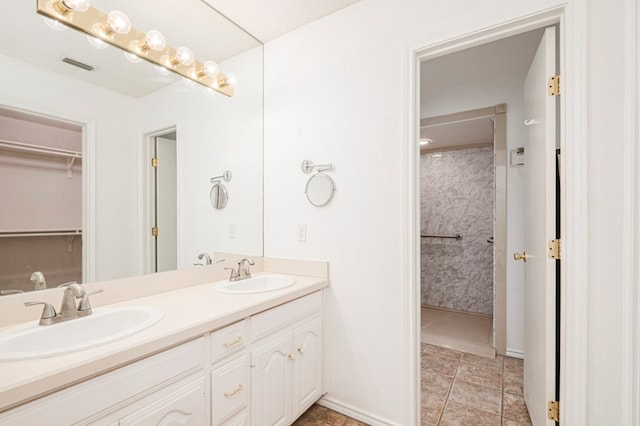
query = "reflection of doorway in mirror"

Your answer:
(0, 106), (83, 293)
(150, 131), (177, 273)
